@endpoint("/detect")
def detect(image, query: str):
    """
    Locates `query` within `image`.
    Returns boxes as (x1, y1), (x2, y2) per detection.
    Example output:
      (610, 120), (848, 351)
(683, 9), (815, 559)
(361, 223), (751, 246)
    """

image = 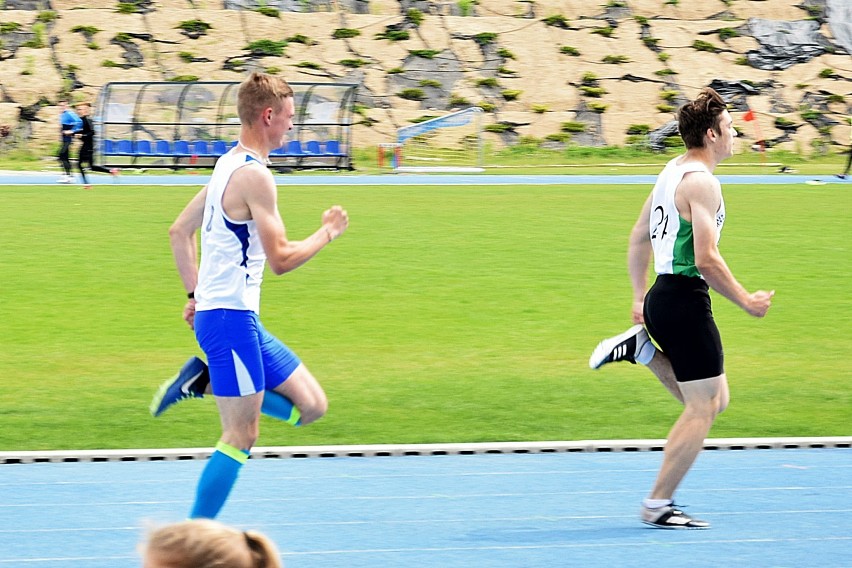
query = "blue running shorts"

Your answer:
(194, 309), (302, 397)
